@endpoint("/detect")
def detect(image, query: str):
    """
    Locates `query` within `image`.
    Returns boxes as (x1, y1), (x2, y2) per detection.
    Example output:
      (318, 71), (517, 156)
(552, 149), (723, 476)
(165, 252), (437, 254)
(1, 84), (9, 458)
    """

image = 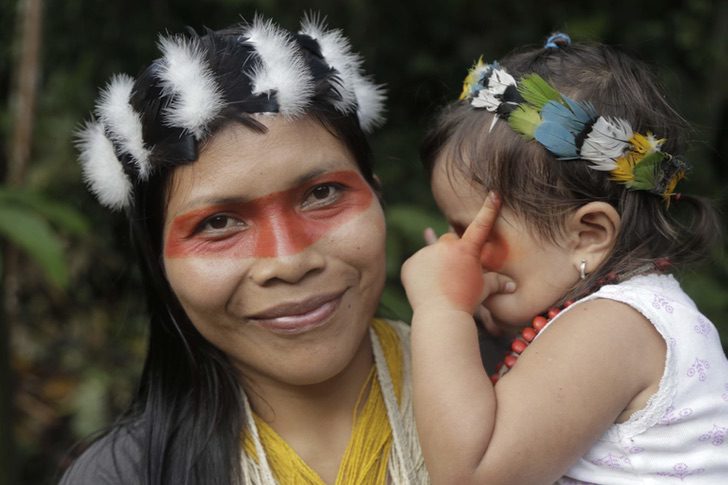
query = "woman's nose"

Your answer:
(247, 246), (326, 285)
